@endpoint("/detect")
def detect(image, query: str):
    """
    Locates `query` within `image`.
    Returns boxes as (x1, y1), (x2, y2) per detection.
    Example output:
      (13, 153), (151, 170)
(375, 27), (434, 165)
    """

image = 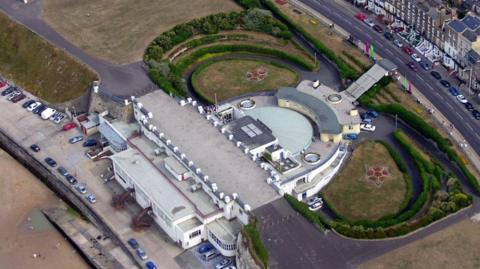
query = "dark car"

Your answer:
(440, 80), (451, 88)
(448, 86), (459, 96)
(343, 133), (358, 140)
(66, 174), (78, 185)
(464, 102), (474, 110)
(32, 104), (46, 114)
(30, 144), (40, 152)
(430, 71), (442, 80)
(383, 32), (394, 41)
(419, 61), (430, 71)
(472, 110), (480, 120)
(198, 243), (214, 254)
(373, 25), (383, 33)
(366, 109), (379, 118)
(145, 261), (157, 269)
(57, 166), (69, 177)
(11, 93), (26, 103)
(127, 238), (139, 249)
(82, 139), (98, 147)
(1, 86), (15, 96)
(407, 61), (418, 71)
(22, 100), (35, 108)
(44, 157), (57, 167)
